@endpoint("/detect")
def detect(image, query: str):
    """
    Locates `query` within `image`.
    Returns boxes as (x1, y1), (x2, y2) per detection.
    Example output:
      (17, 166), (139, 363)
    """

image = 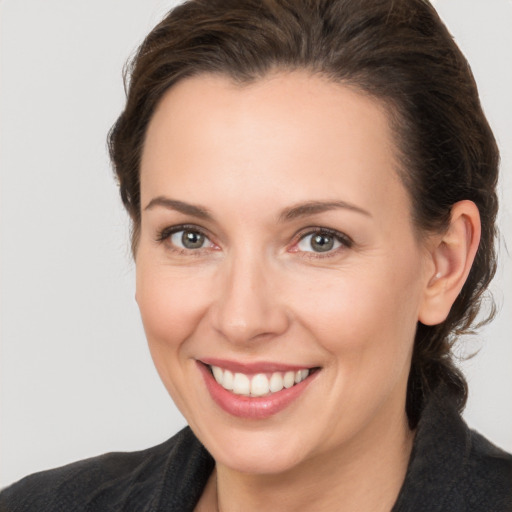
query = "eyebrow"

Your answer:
(278, 200), (372, 222)
(144, 196), (371, 222)
(144, 197), (213, 220)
